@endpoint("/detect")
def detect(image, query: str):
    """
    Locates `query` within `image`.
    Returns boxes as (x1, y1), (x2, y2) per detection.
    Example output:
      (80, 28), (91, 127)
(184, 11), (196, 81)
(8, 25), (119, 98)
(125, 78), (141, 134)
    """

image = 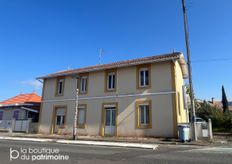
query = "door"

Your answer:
(54, 108), (65, 133)
(104, 107), (116, 136)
